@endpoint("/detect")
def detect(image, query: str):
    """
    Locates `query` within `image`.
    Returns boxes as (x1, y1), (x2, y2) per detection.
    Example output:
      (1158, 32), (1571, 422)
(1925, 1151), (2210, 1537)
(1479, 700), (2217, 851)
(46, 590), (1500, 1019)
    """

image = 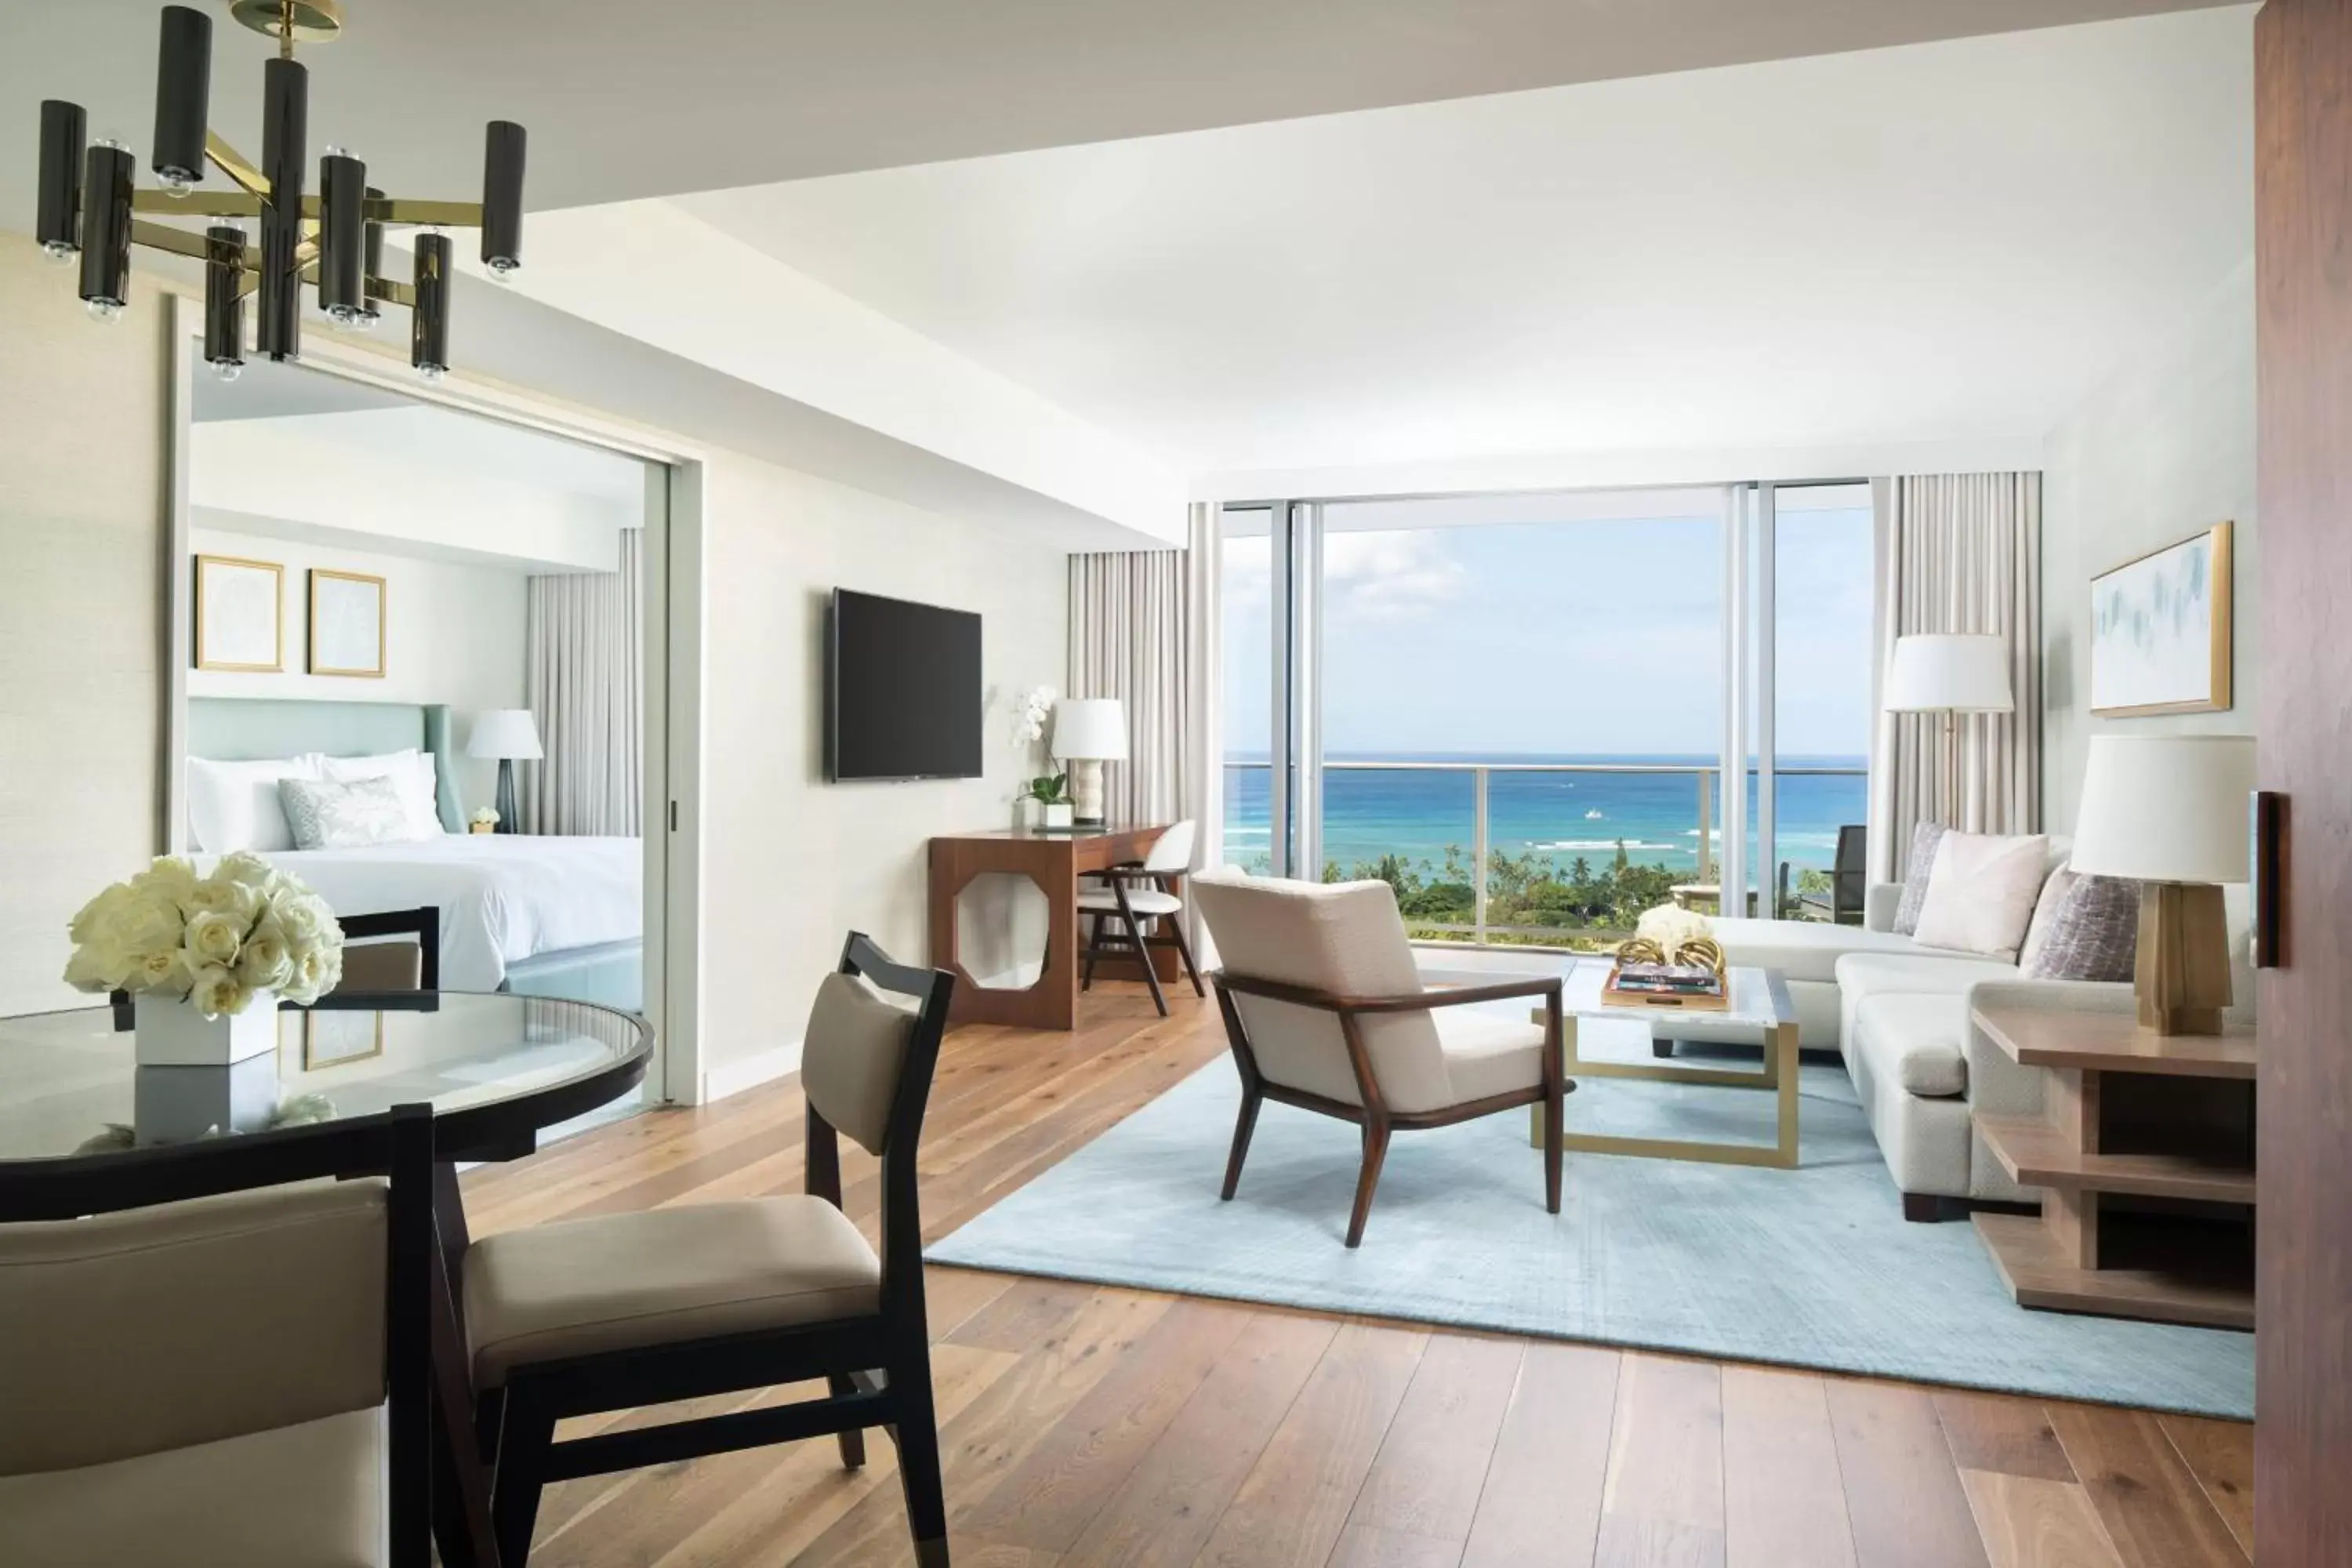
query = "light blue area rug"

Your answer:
(927, 1025), (2253, 1418)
